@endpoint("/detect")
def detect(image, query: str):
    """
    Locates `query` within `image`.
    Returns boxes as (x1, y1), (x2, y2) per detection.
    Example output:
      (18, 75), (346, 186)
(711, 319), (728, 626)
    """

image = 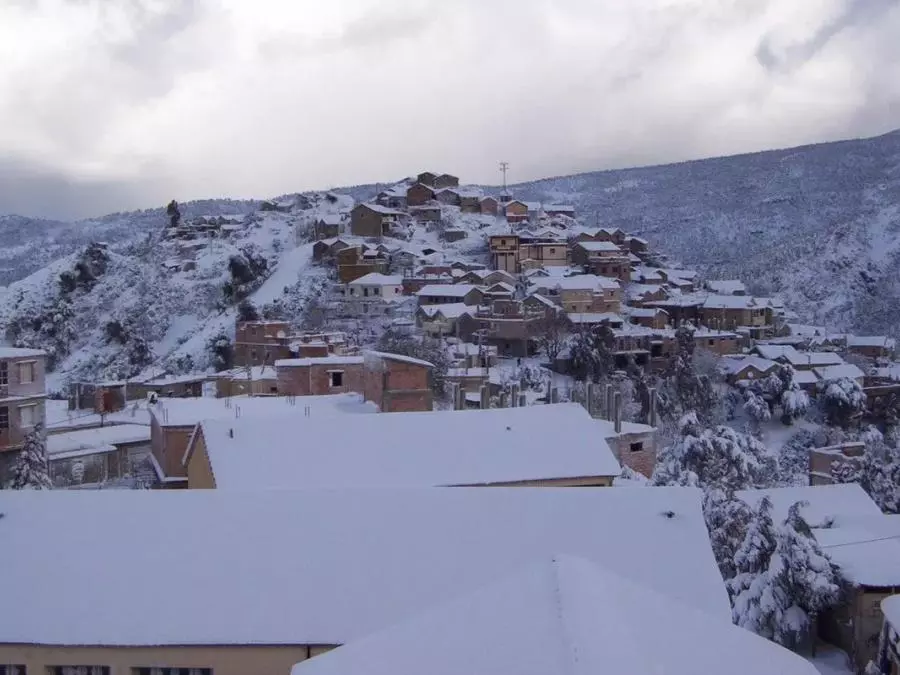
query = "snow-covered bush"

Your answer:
(7, 425), (52, 490)
(819, 377), (866, 427)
